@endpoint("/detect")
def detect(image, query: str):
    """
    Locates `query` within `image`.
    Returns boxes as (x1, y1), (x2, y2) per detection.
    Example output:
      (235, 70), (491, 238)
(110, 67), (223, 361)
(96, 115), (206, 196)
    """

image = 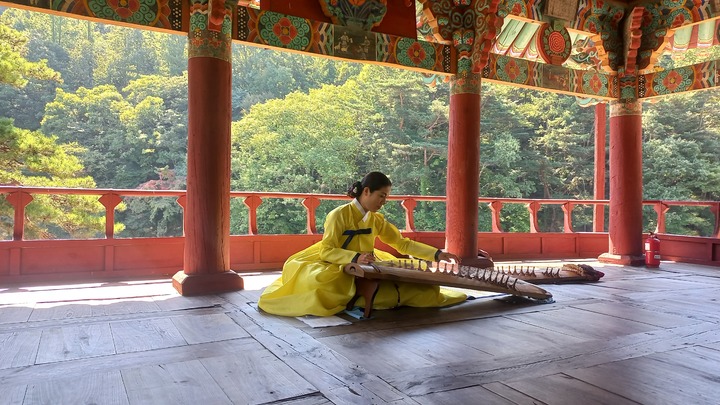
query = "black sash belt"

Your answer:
(342, 228), (372, 249)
